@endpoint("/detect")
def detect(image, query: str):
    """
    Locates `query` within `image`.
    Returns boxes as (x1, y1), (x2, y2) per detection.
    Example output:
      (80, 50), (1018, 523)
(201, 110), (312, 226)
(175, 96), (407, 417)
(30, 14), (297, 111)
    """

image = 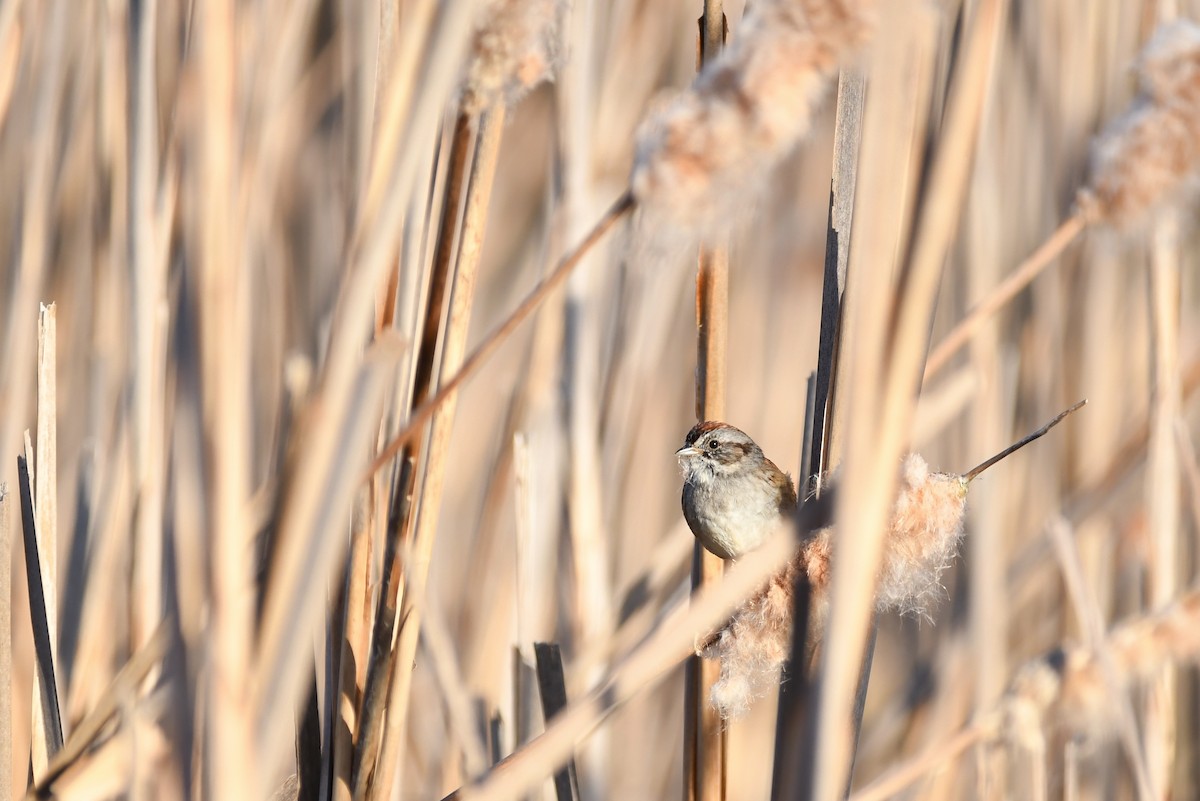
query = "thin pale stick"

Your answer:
(365, 190), (635, 480)
(923, 213), (1087, 382)
(963, 400), (1087, 481)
